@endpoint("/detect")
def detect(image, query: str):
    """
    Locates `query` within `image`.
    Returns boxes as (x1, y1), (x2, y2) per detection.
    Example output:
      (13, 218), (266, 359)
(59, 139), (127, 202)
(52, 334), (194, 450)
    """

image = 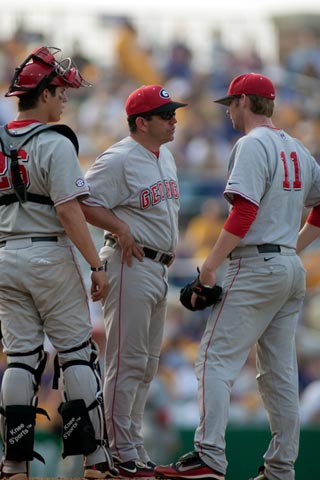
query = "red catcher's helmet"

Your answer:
(5, 46), (92, 97)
